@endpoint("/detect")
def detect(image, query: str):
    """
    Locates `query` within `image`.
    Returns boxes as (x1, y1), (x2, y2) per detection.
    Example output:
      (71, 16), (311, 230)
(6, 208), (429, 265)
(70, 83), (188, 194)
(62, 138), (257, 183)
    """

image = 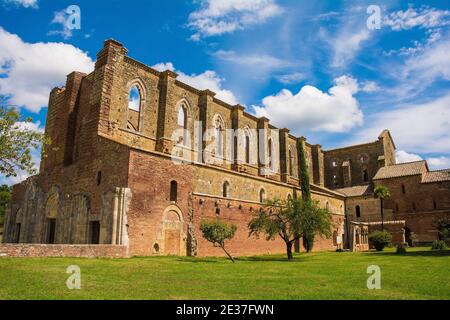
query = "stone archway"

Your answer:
(162, 205), (186, 256)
